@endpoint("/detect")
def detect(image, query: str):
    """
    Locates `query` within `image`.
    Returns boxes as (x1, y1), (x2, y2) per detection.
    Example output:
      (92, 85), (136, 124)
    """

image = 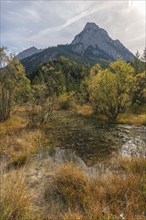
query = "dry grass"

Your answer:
(0, 105), (145, 219)
(0, 105), (30, 134)
(0, 172), (31, 220)
(0, 109), (46, 169)
(111, 157), (146, 175)
(76, 104), (93, 116)
(61, 211), (83, 220)
(92, 173), (145, 219)
(0, 158), (145, 220)
(44, 163), (91, 211)
(117, 113), (146, 125)
(43, 159), (146, 220)
(0, 116), (26, 134)
(75, 104), (146, 125)
(0, 129), (44, 169)
(89, 157), (146, 219)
